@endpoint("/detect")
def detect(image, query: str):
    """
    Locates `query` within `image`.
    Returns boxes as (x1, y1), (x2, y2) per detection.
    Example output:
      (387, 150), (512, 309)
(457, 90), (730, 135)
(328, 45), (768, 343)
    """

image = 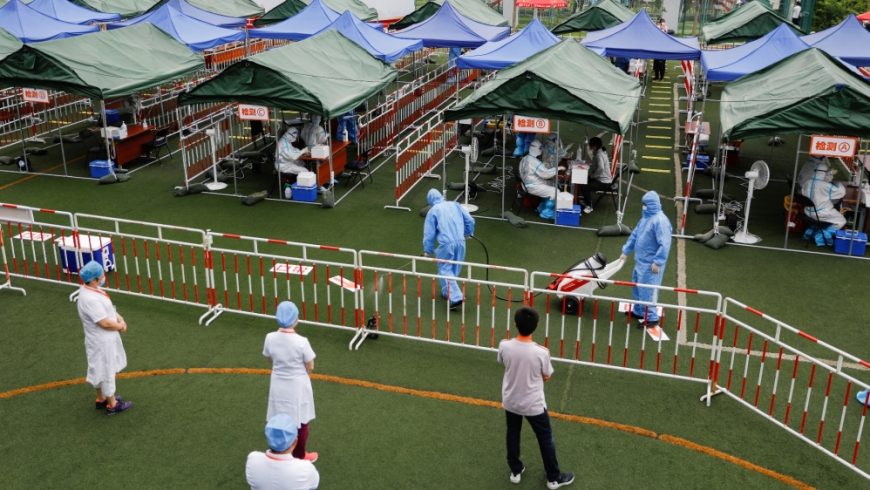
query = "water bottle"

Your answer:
(142, 119), (149, 129)
(342, 128), (349, 142)
(283, 182), (292, 200)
